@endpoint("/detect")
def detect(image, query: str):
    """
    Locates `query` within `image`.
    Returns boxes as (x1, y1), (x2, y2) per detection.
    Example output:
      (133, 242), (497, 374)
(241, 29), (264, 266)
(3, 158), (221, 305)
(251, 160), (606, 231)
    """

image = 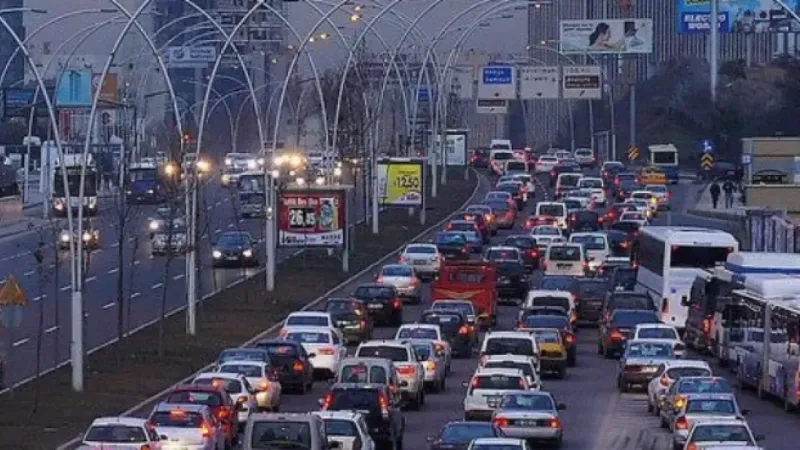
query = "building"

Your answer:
(0, 0), (25, 88)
